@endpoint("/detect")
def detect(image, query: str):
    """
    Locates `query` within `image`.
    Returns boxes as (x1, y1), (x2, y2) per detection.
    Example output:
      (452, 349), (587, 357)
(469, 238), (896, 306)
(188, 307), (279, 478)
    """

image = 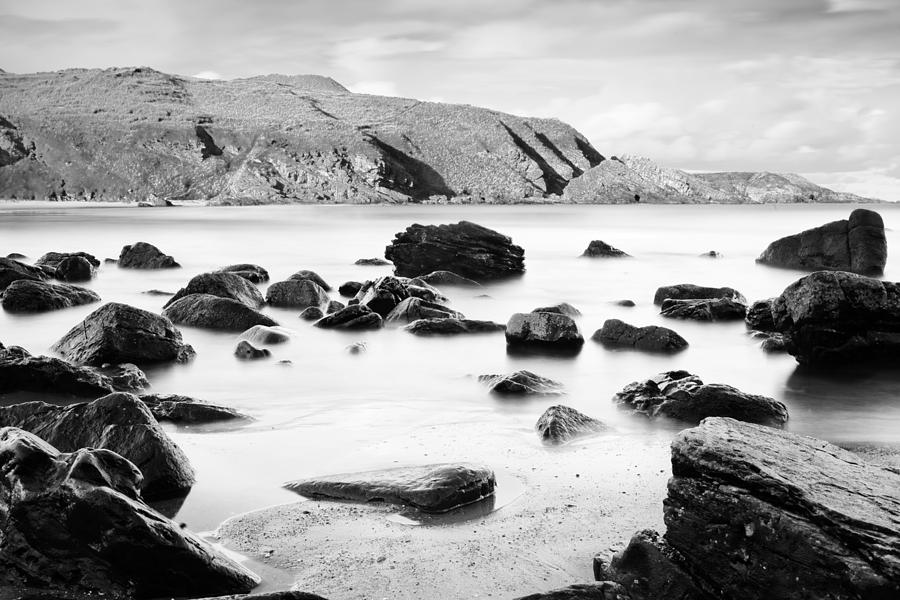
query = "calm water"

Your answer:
(1, 203), (899, 532)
